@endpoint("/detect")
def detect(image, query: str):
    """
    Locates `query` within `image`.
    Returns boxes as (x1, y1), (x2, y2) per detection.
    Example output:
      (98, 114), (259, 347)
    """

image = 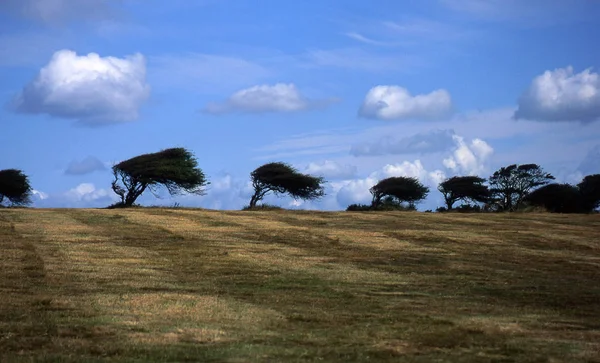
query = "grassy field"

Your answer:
(1, 208), (599, 362)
